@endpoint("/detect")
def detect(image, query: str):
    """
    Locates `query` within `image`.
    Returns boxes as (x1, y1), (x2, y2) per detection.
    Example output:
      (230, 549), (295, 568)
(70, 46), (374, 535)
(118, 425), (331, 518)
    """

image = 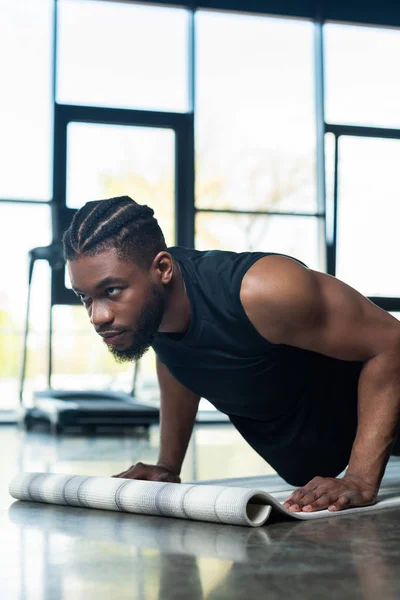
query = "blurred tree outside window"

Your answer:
(195, 11), (318, 267)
